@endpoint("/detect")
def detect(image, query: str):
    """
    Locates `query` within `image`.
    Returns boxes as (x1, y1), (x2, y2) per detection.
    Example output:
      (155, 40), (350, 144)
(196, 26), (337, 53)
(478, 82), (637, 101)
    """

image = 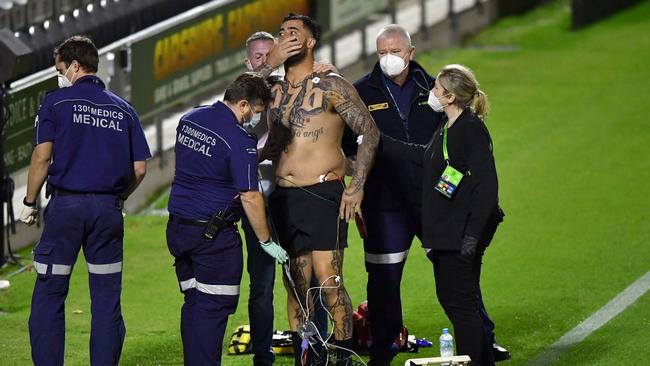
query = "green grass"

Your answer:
(2, 0), (650, 364)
